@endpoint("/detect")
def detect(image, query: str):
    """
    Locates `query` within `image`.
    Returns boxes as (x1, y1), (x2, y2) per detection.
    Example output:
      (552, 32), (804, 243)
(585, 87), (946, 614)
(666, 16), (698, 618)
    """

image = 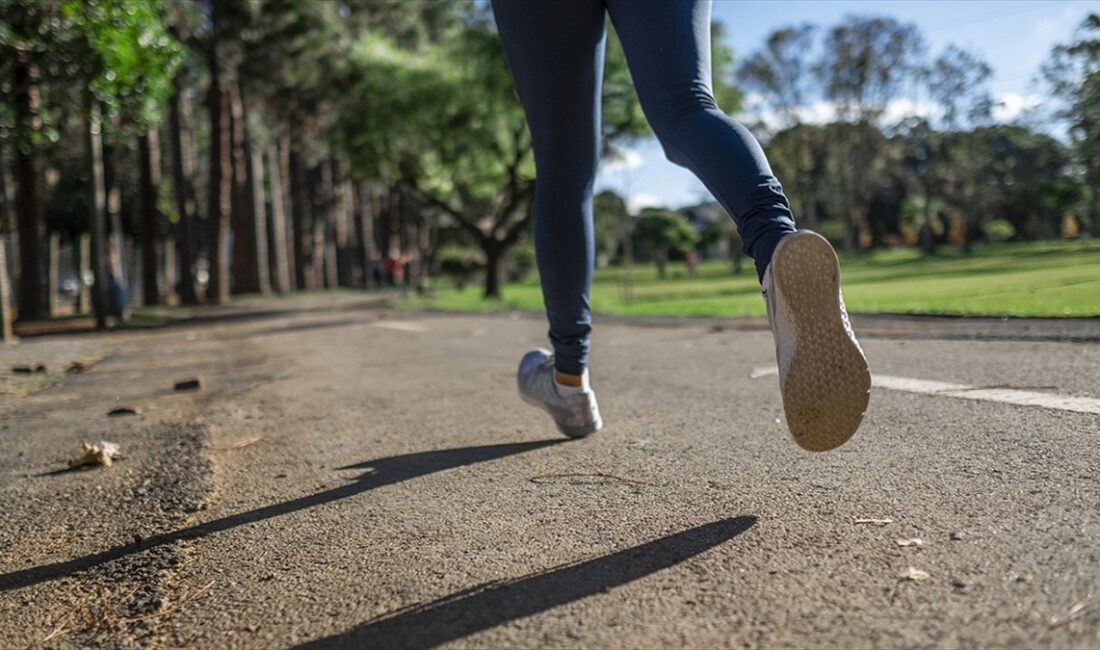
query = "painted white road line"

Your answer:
(872, 375), (1100, 415)
(371, 321), (429, 333)
(749, 365), (778, 379)
(749, 365), (1100, 415)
